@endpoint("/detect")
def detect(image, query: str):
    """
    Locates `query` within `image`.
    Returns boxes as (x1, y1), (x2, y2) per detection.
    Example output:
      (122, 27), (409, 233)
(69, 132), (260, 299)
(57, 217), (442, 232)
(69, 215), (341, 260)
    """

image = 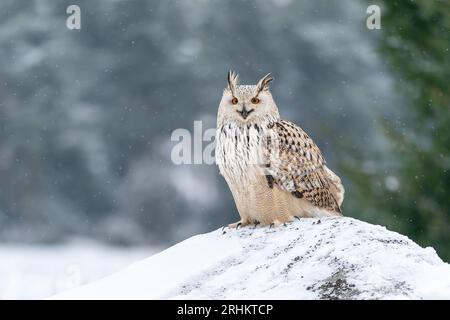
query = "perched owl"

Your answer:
(216, 71), (344, 228)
